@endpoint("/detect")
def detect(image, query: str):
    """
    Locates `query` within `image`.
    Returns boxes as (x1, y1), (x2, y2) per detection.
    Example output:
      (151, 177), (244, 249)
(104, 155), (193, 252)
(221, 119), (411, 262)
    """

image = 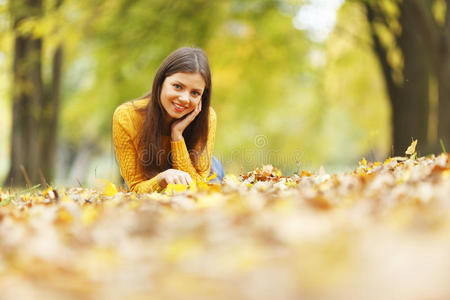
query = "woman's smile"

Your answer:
(173, 102), (188, 113)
